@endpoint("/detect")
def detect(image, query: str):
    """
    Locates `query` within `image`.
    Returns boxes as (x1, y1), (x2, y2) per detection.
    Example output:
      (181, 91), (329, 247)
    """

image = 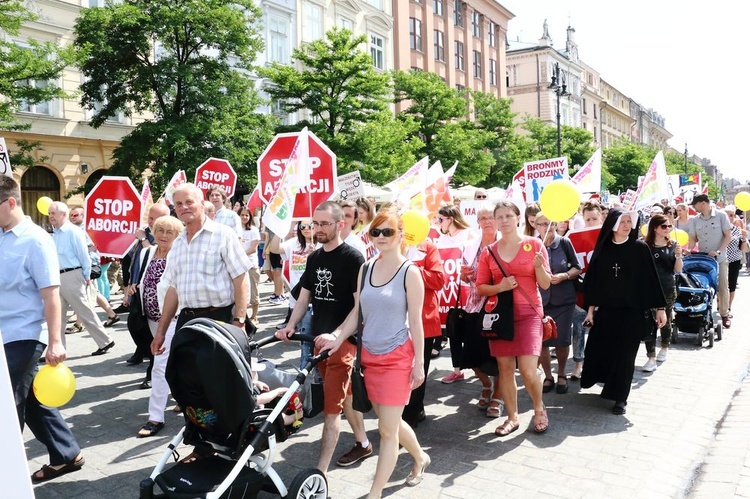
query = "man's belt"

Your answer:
(60, 267), (82, 274)
(181, 305), (231, 318)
